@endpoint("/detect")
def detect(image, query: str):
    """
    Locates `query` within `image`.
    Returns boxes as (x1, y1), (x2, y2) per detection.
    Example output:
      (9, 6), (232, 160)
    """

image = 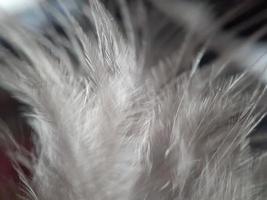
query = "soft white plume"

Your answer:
(0, 0), (266, 199)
